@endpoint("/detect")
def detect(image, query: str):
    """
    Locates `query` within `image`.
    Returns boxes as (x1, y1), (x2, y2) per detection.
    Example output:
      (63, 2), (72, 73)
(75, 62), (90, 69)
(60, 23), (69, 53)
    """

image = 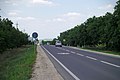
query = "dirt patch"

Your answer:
(30, 45), (64, 80)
